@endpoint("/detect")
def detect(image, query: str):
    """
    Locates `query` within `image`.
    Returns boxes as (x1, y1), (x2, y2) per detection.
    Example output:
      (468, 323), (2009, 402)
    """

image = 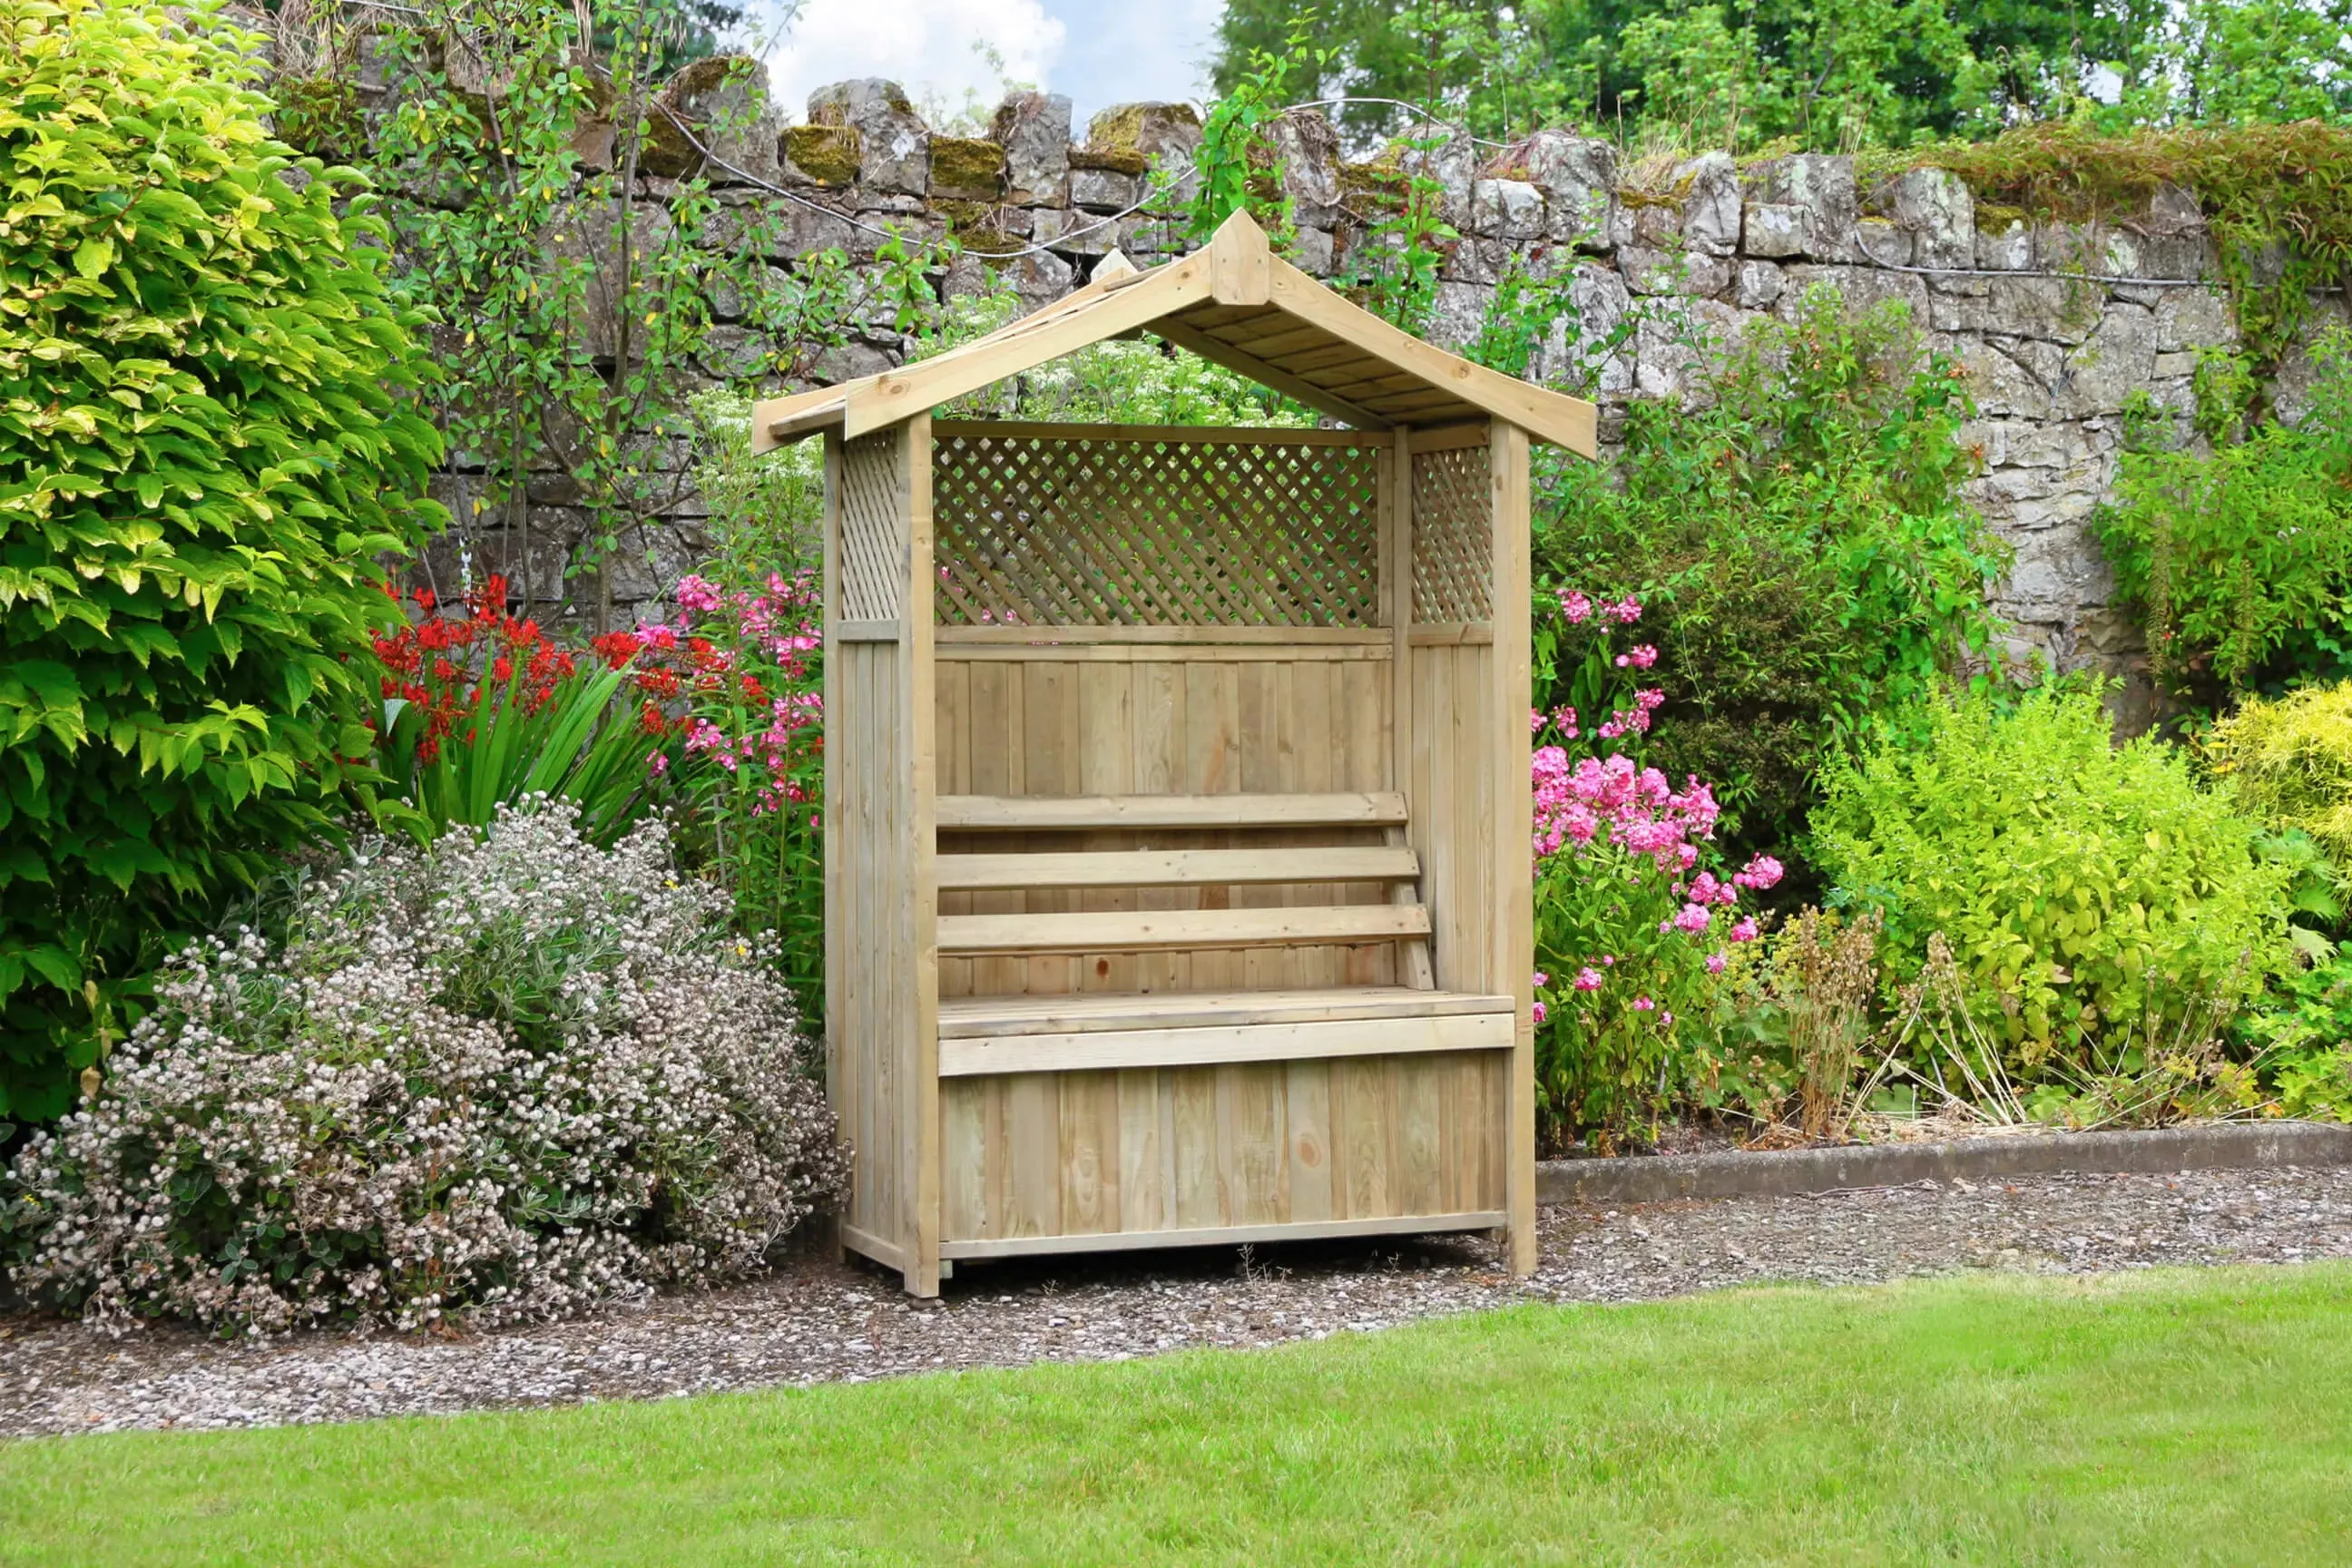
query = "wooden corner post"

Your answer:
(1490, 419), (1537, 1276)
(905, 411), (942, 1298)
